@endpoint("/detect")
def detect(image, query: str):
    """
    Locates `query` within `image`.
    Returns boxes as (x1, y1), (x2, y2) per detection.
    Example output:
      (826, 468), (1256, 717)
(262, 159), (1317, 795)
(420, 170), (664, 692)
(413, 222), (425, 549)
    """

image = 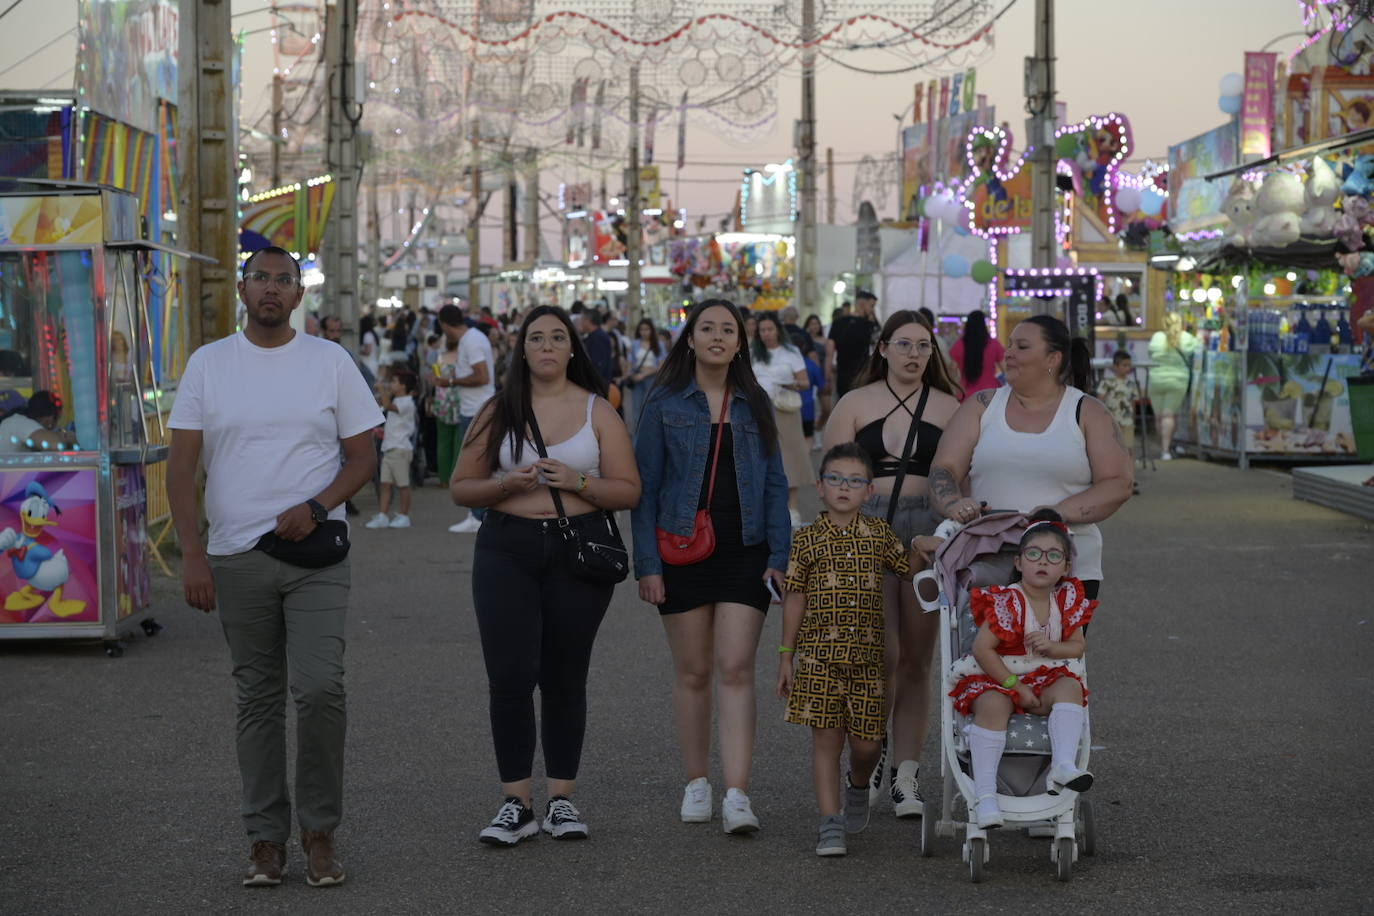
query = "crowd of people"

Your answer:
(172, 249), (1138, 884)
